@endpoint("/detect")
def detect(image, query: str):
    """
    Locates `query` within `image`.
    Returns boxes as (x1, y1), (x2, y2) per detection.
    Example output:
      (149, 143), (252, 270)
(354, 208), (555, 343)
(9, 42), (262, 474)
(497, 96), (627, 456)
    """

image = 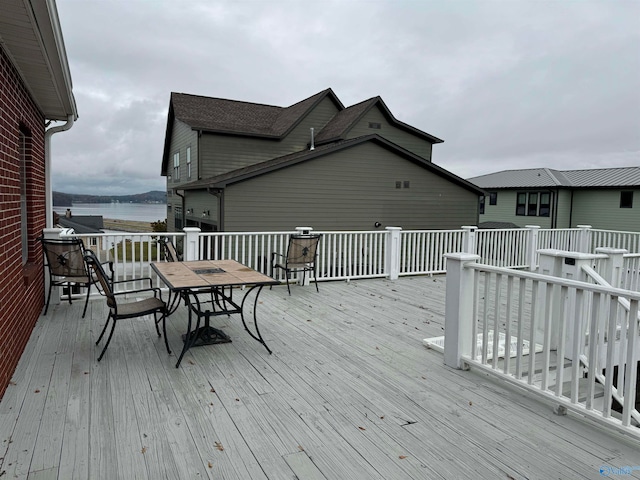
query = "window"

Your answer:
(620, 191), (633, 208)
(174, 206), (183, 230)
(489, 192), (497, 205)
(186, 146), (191, 179)
(516, 192), (527, 216)
(395, 181), (402, 189)
(479, 196), (485, 214)
(539, 192), (550, 217)
(368, 122), (381, 129)
(173, 152), (180, 181)
(403, 181), (410, 188)
(20, 129), (30, 265)
(527, 192), (538, 216)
